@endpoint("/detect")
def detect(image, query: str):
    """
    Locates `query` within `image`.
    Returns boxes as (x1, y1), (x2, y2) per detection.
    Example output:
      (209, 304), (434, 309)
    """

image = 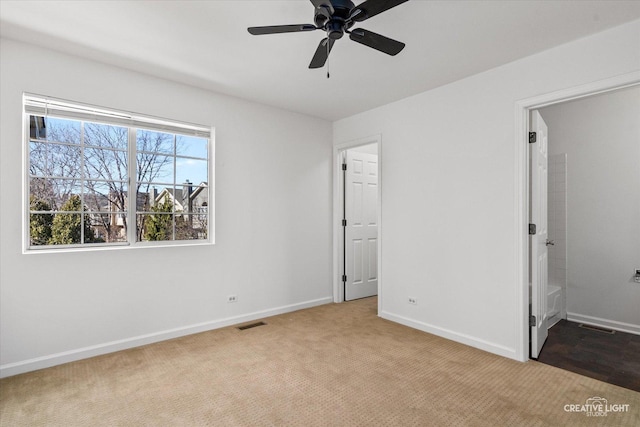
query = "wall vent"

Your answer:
(237, 321), (267, 331)
(578, 323), (615, 334)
